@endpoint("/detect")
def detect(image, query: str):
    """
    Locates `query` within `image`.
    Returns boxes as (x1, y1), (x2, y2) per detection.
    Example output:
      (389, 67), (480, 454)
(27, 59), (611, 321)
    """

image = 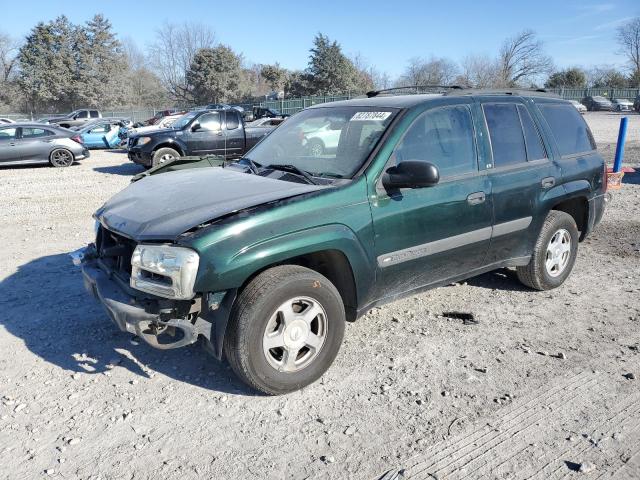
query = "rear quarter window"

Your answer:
(538, 104), (595, 157)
